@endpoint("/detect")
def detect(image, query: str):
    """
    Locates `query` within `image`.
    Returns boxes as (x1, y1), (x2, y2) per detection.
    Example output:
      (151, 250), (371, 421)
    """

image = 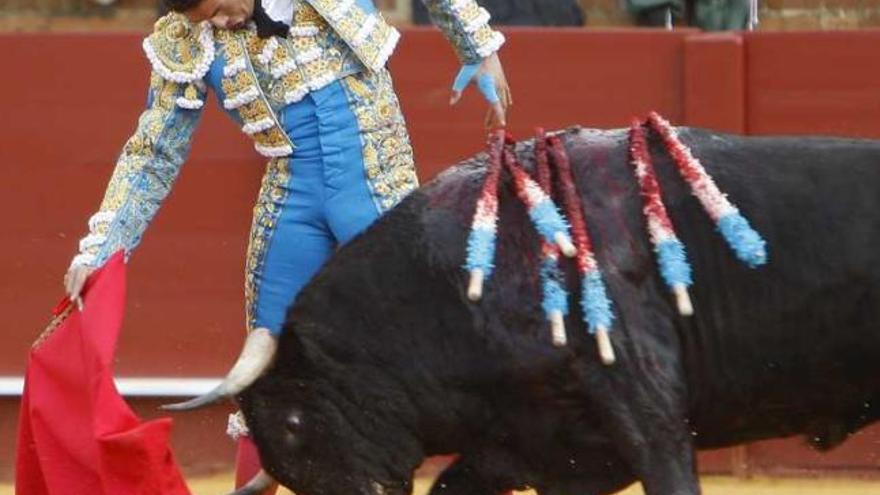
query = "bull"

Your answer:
(168, 125), (880, 495)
